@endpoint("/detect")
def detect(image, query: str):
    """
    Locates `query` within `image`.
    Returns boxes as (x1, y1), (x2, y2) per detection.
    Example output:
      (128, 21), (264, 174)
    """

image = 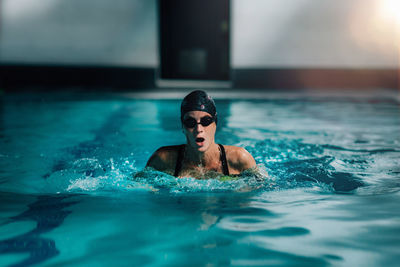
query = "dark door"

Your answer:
(159, 0), (230, 81)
